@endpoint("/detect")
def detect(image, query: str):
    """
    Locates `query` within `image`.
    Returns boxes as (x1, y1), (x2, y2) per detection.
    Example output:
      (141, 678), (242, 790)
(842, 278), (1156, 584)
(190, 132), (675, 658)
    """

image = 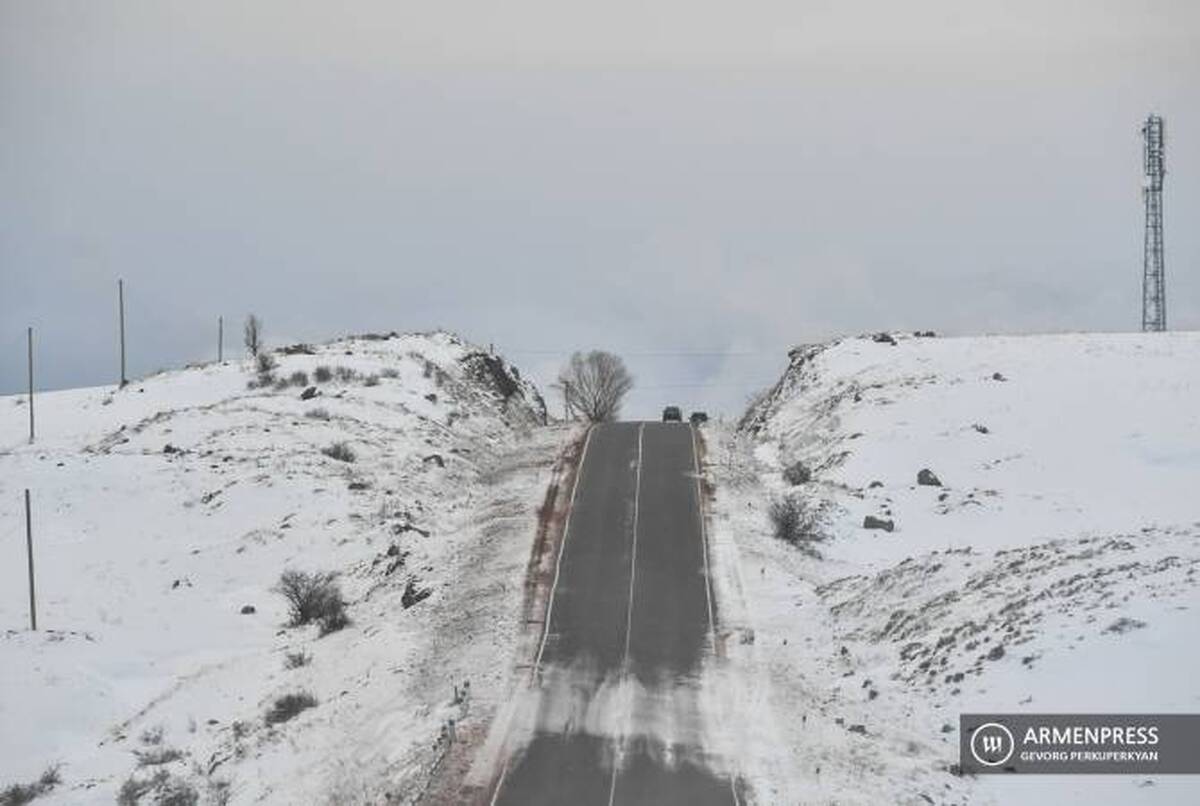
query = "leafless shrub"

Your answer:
(275, 570), (334, 625)
(334, 366), (357, 383)
(314, 365), (333, 383)
(318, 607), (349, 635)
(380, 367), (400, 379)
(134, 746), (183, 767)
(117, 771), (162, 806)
(305, 408), (330, 421)
(117, 770), (196, 806)
(157, 777), (199, 806)
(274, 570), (348, 634)
(321, 442), (355, 463)
(284, 651), (311, 669)
(139, 726), (164, 746)
(289, 371), (309, 387)
(246, 350), (278, 388)
(278, 343), (315, 355)
(782, 460), (811, 486)
(265, 692), (317, 725)
(554, 351), (634, 422)
(244, 314), (263, 358)
(768, 494), (827, 554)
(0, 765), (60, 806)
(272, 376), (289, 391)
(376, 498), (404, 521)
(363, 374), (380, 387)
(737, 386), (775, 433)
(1104, 617), (1147, 635)
(205, 780), (231, 806)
